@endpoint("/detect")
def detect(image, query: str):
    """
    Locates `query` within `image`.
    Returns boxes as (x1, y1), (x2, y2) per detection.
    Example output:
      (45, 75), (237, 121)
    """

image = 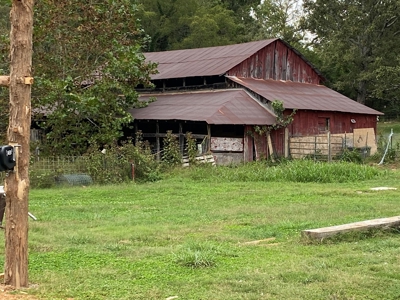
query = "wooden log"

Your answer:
(302, 216), (400, 240)
(0, 75), (10, 87)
